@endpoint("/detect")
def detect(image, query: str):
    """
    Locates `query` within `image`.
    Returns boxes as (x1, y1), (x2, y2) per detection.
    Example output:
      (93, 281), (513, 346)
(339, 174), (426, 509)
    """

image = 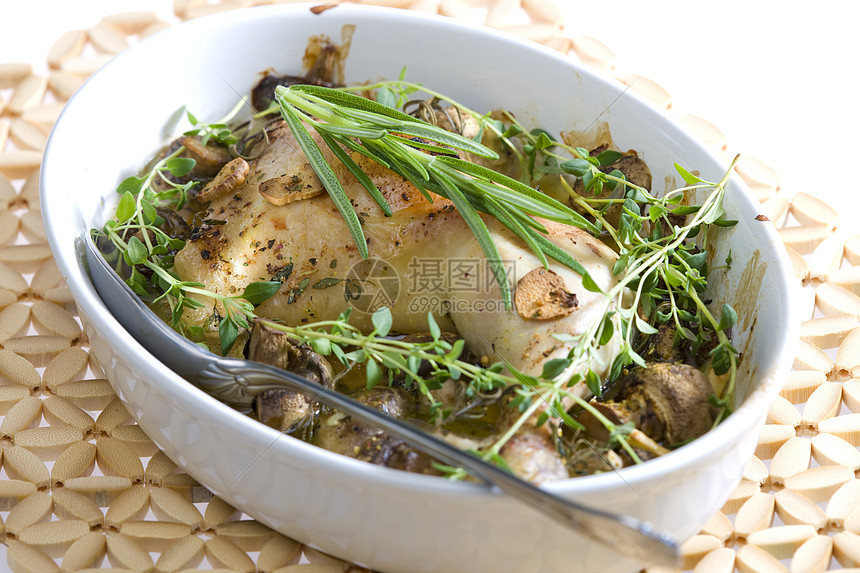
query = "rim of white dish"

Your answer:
(42, 2), (801, 499)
